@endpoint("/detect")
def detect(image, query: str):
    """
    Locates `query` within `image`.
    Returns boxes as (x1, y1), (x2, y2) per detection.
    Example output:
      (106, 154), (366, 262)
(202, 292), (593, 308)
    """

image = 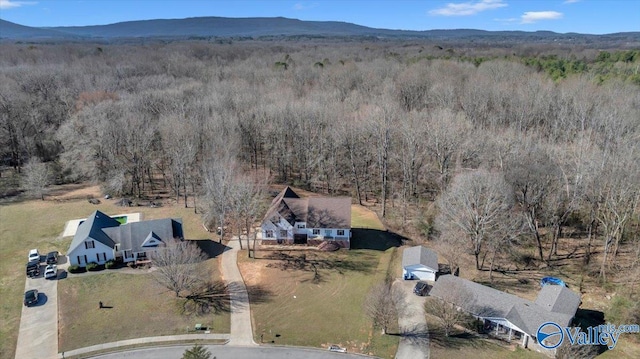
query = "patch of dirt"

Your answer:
(49, 184), (102, 200)
(238, 259), (265, 287)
